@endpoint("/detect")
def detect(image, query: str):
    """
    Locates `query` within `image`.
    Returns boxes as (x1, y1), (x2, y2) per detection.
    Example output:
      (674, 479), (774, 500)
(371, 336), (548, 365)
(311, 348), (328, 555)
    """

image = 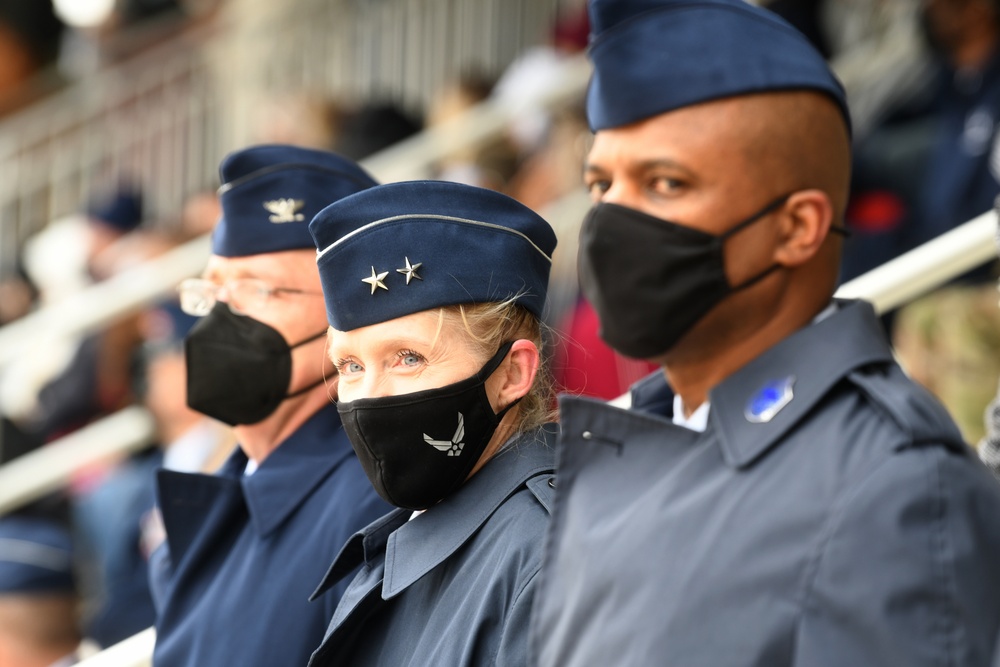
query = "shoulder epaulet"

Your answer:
(526, 473), (556, 514)
(847, 363), (966, 451)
